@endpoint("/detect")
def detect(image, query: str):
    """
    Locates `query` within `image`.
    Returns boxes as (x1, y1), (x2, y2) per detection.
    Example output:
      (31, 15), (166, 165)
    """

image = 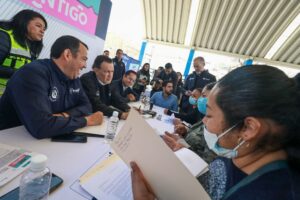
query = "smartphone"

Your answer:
(0, 173), (63, 200)
(51, 133), (87, 143)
